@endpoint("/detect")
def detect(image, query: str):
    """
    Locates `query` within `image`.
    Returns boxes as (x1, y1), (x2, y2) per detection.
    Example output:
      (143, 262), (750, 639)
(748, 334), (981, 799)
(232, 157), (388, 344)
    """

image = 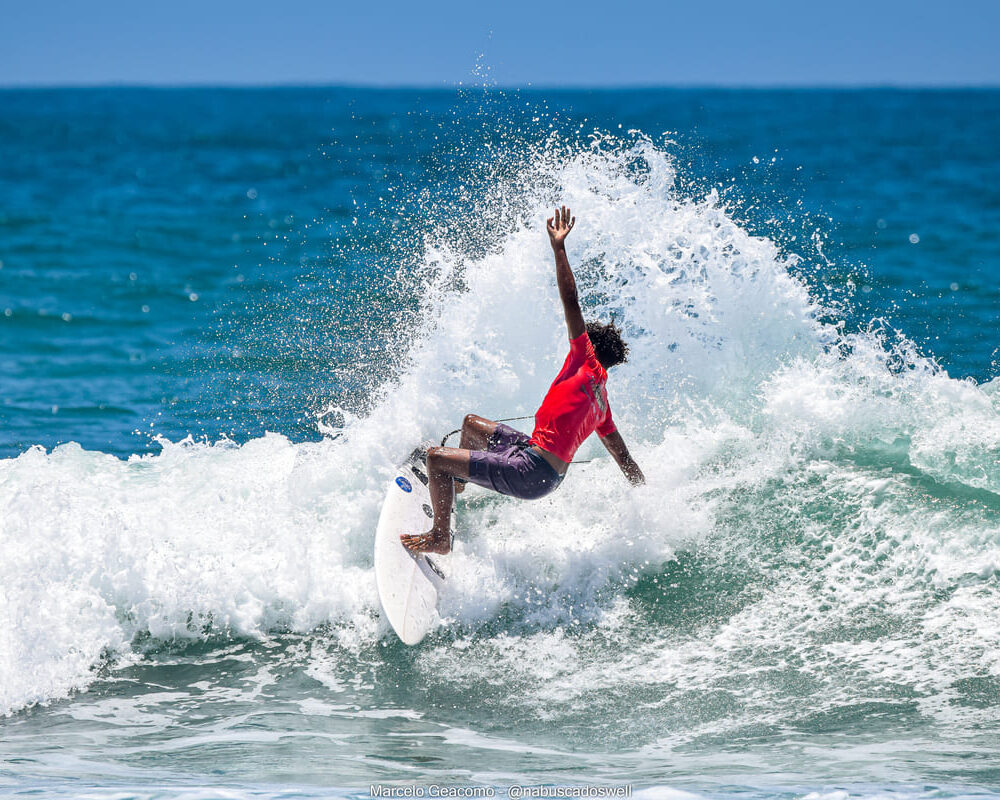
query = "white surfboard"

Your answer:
(374, 444), (447, 645)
